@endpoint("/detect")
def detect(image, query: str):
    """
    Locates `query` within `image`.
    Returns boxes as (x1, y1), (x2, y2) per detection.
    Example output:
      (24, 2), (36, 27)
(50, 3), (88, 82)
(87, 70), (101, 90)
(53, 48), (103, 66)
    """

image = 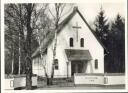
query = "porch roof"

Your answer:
(65, 49), (92, 61)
